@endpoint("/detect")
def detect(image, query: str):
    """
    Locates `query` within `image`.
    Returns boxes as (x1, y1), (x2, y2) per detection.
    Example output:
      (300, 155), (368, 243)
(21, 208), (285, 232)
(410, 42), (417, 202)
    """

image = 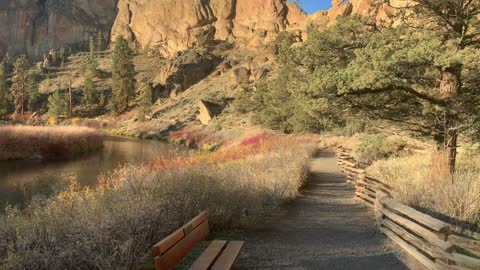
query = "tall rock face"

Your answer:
(0, 0), (118, 58)
(111, 0), (308, 57)
(0, 0), (405, 58)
